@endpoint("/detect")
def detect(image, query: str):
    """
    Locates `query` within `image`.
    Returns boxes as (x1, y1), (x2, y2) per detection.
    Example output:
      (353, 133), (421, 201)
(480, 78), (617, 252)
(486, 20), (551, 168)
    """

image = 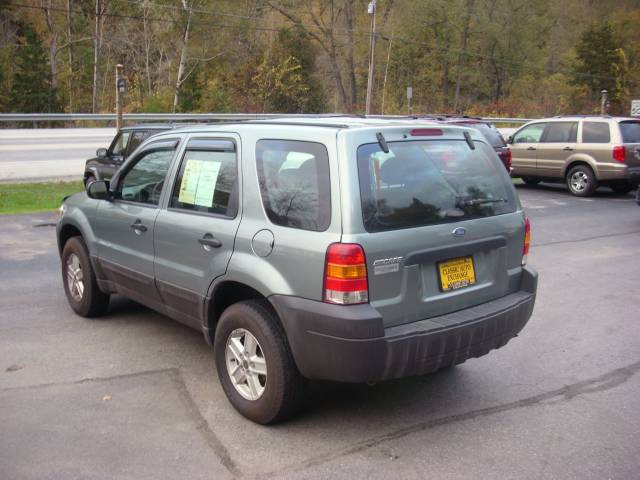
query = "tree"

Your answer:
(572, 22), (628, 107)
(9, 24), (61, 112)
